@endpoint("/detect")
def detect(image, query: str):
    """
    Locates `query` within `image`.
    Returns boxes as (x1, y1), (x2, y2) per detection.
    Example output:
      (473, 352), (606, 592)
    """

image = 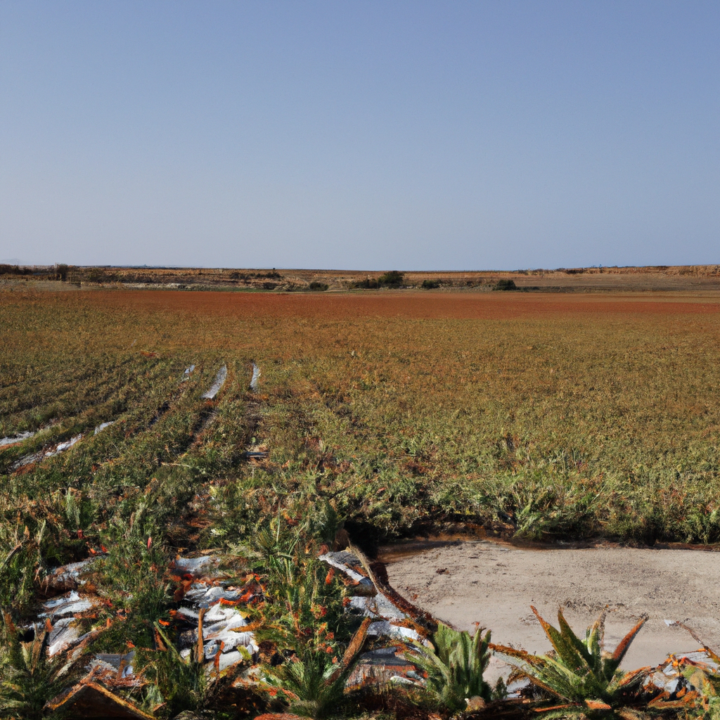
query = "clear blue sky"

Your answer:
(1, 1), (718, 270)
